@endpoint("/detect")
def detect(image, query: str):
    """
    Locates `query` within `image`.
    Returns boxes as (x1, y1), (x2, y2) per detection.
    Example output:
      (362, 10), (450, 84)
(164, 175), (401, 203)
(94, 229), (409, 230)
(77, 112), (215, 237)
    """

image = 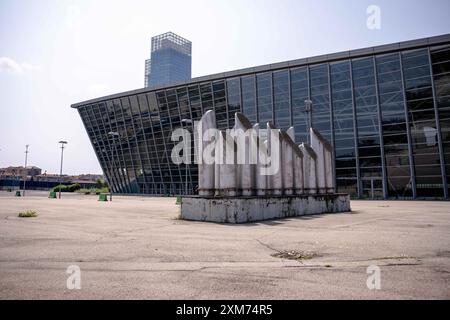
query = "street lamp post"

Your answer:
(108, 131), (120, 201)
(58, 141), (67, 199)
(23, 145), (29, 197)
(305, 99), (313, 144)
(181, 119), (193, 195)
